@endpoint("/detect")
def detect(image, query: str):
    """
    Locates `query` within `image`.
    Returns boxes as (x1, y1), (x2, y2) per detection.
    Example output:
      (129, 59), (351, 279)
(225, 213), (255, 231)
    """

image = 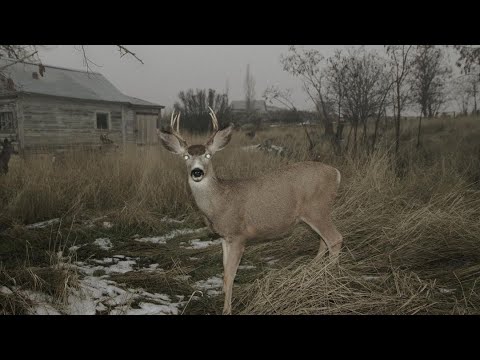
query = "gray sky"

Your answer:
(38, 45), (386, 111)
